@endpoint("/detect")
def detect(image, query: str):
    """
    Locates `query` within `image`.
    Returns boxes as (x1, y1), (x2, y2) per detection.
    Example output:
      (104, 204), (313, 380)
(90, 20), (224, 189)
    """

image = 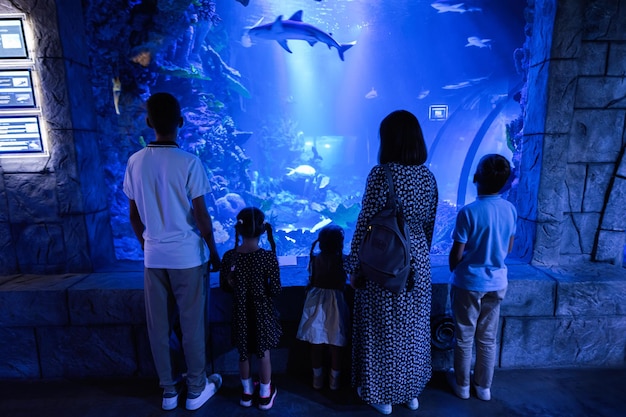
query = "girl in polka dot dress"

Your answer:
(220, 207), (282, 410)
